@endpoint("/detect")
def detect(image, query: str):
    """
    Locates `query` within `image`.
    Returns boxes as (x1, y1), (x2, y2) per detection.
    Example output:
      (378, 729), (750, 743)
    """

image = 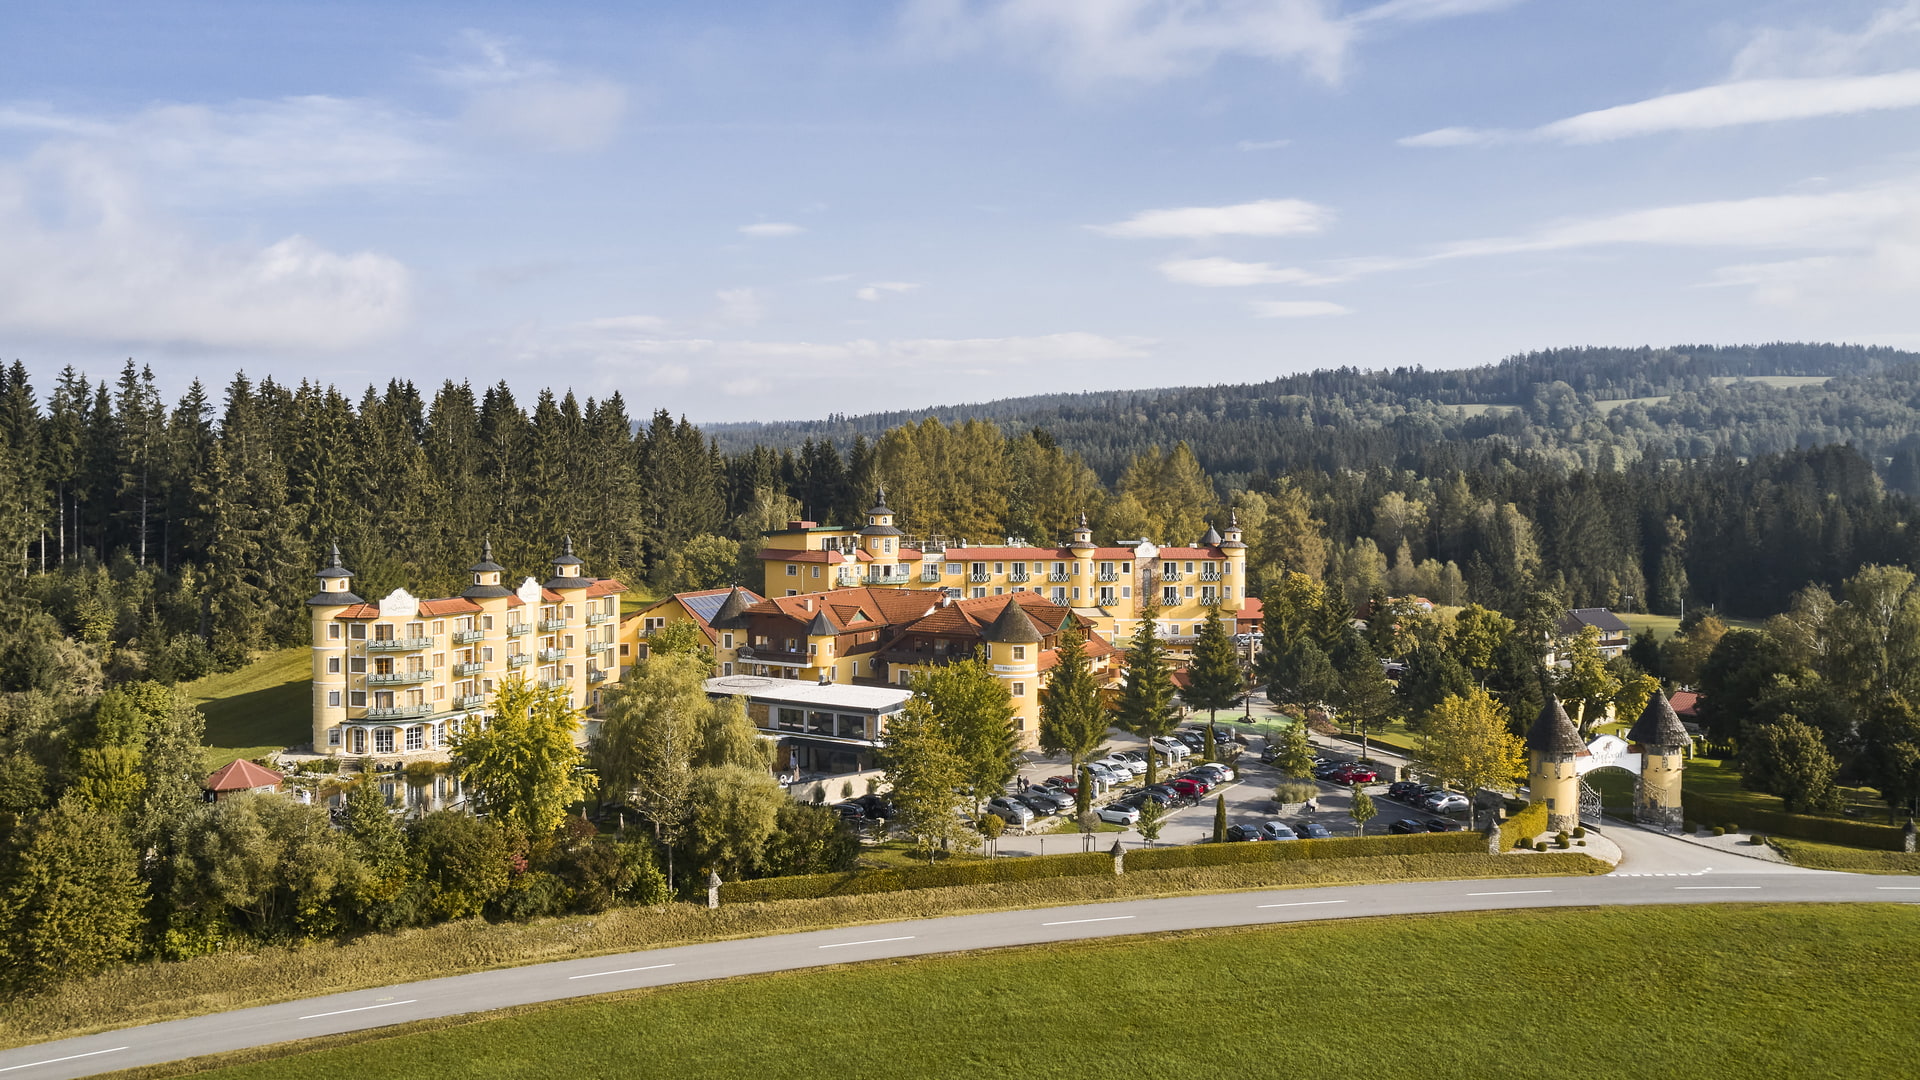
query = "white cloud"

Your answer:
(1732, 1), (1920, 79)
(715, 288), (764, 325)
(435, 31), (627, 152)
(0, 96), (442, 198)
(1159, 257), (1328, 286)
(1235, 138), (1292, 151)
(856, 281), (921, 301)
(0, 145), (409, 350)
(582, 314), (670, 333)
(1405, 72), (1920, 146)
(739, 222), (806, 237)
(901, 0), (1353, 86)
(1093, 197), (1332, 239)
(1349, 0), (1527, 24)
(1250, 300), (1351, 318)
